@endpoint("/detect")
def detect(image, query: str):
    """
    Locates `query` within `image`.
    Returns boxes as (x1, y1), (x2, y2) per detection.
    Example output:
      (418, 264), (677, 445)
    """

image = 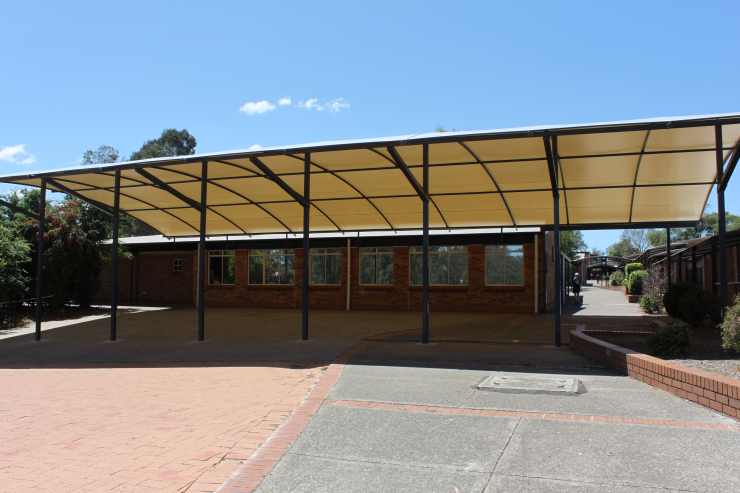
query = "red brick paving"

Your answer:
(0, 361), (327, 493)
